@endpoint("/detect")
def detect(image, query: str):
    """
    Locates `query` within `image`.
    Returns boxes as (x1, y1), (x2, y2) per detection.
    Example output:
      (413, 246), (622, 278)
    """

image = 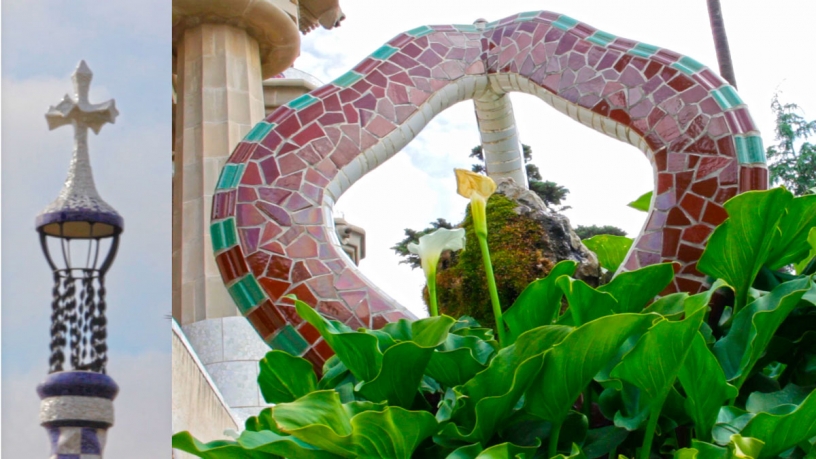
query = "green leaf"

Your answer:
(582, 426), (630, 458)
(439, 325), (572, 445)
(446, 441), (540, 458)
(794, 227), (816, 274)
(272, 390), (437, 458)
(426, 333), (496, 387)
(583, 235), (634, 272)
(349, 405), (440, 458)
(294, 298), (381, 382)
(172, 429), (343, 459)
(504, 260), (576, 343)
(525, 314), (658, 425)
(712, 277), (814, 388)
(611, 307), (705, 403)
(553, 443), (589, 459)
(258, 351), (318, 404)
(745, 383), (811, 414)
(740, 389), (816, 458)
(766, 194), (816, 269)
(557, 277), (619, 326)
(697, 188), (793, 310)
(643, 292), (689, 320)
(358, 316), (455, 407)
(628, 191), (652, 212)
(677, 334), (738, 441)
(598, 263), (675, 313)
